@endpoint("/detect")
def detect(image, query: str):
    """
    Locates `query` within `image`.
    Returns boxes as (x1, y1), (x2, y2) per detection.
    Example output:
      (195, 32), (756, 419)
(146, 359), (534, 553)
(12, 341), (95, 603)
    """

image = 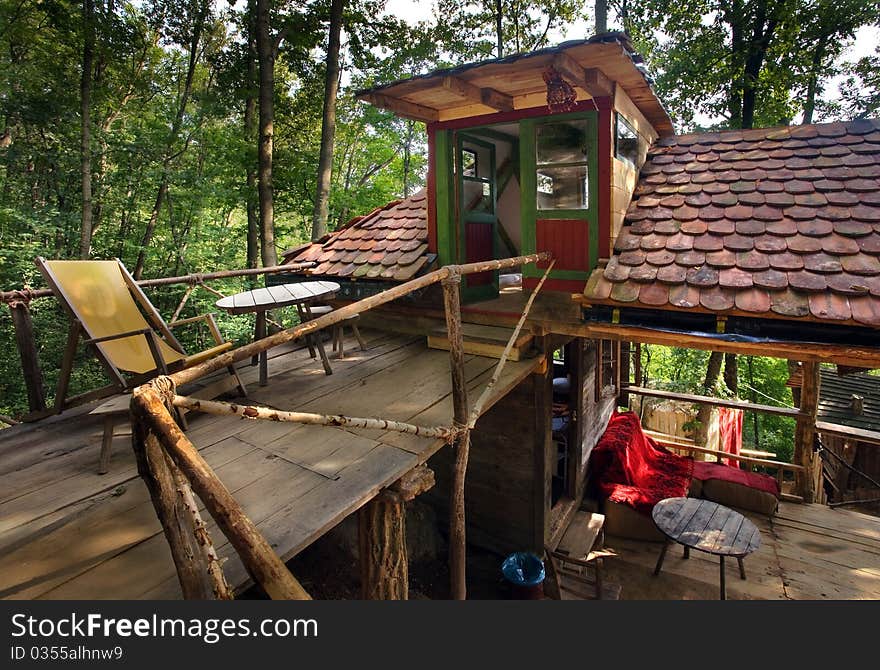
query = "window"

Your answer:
(595, 339), (620, 401)
(615, 113), (639, 166)
(460, 141), (494, 214)
(535, 119), (589, 210)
